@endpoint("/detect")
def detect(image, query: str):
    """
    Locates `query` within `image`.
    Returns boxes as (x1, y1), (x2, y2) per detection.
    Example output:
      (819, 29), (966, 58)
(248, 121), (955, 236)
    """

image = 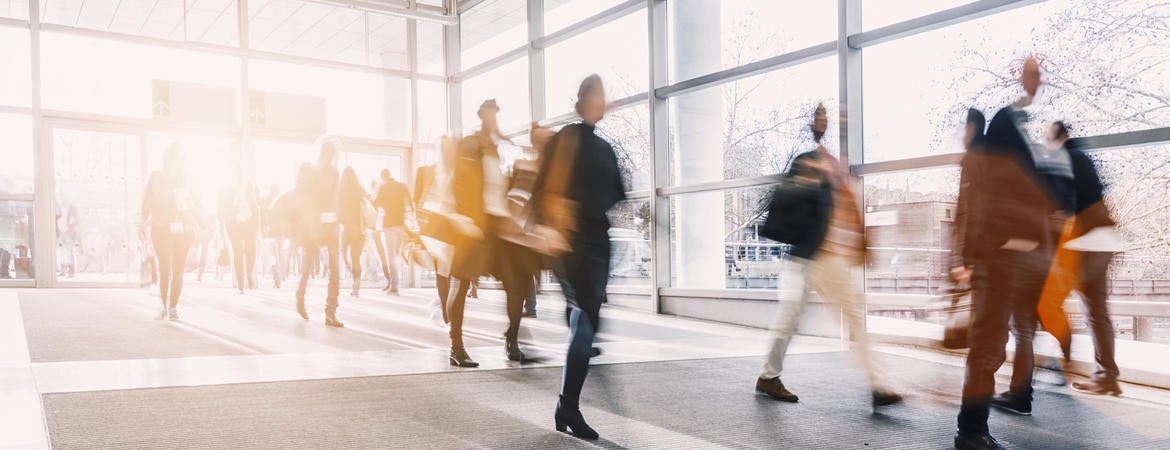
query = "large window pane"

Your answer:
(460, 0), (527, 69)
(544, 10), (647, 116)
(668, 0), (836, 83)
(596, 104), (650, 192)
(671, 187), (787, 289)
(609, 199), (651, 287)
(461, 57), (529, 133)
(250, 60), (410, 140)
(0, 27), (31, 107)
(0, 0), (28, 20)
(668, 57), (838, 186)
(40, 0), (239, 46)
(0, 200), (33, 280)
(863, 0), (1170, 162)
(418, 81), (448, 144)
(41, 32), (240, 119)
(52, 129), (144, 283)
(417, 21), (446, 76)
(0, 114), (33, 194)
(862, 167), (961, 296)
(544, 0), (630, 34)
(249, 0), (407, 69)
